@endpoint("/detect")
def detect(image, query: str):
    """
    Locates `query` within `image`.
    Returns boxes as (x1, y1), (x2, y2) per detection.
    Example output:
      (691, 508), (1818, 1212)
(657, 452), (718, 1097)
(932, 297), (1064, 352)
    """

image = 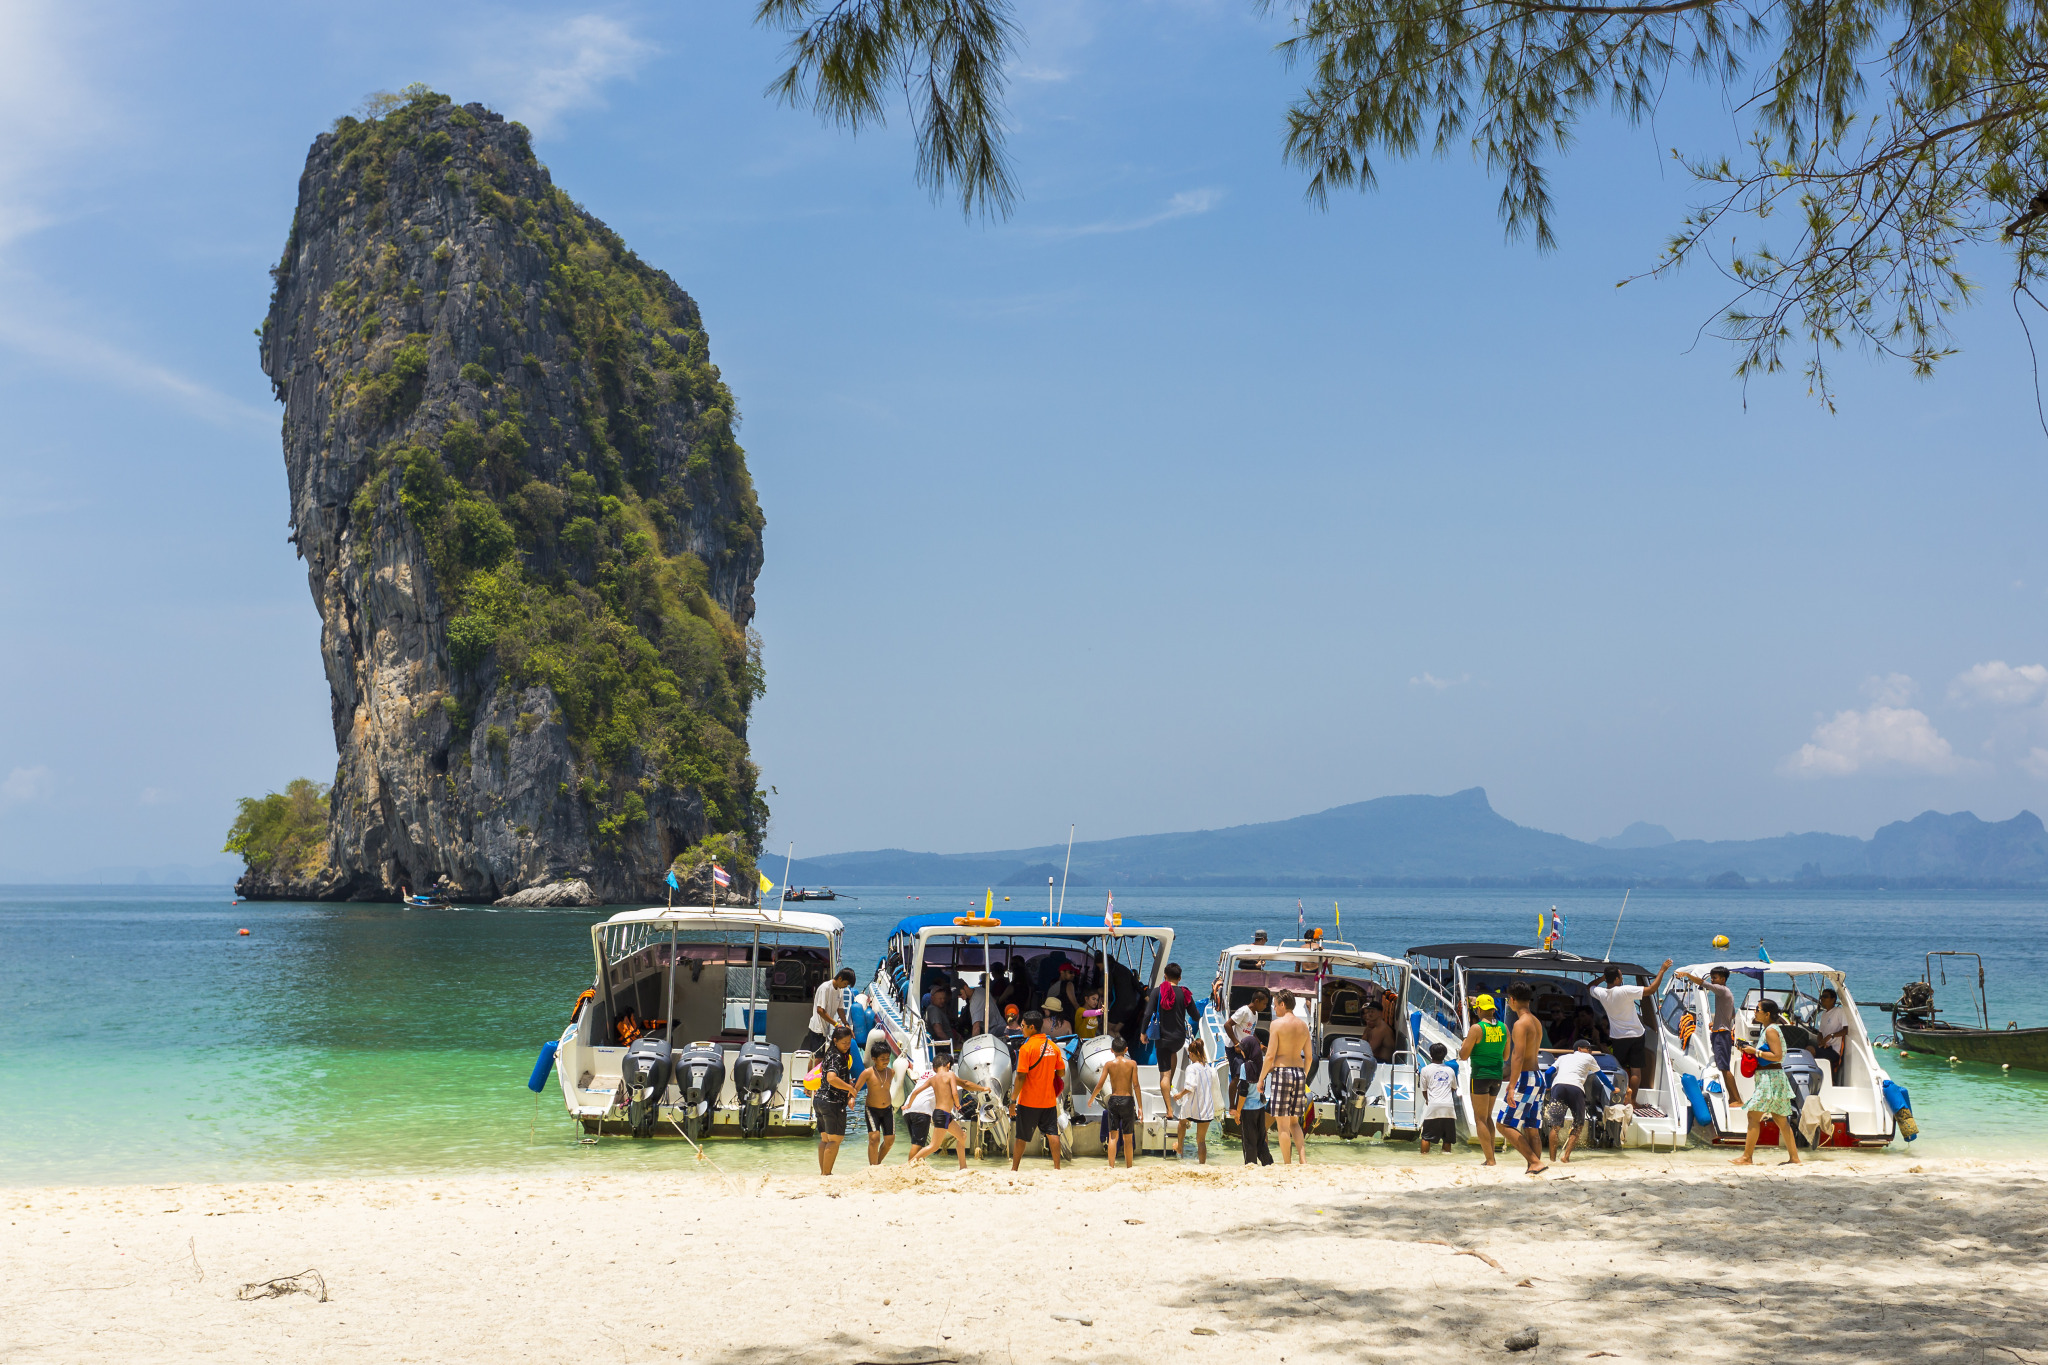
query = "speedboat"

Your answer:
(1662, 959), (1901, 1147)
(854, 910), (1177, 1158)
(1404, 943), (1689, 1150)
(549, 903), (846, 1139)
(1197, 935), (1419, 1140)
